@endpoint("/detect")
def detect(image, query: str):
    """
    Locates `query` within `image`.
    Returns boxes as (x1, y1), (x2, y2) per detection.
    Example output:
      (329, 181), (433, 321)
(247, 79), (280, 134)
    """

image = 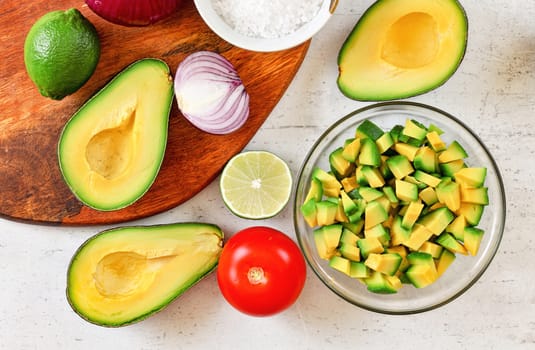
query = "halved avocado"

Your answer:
(58, 58), (174, 211)
(66, 222), (224, 327)
(337, 0), (468, 101)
